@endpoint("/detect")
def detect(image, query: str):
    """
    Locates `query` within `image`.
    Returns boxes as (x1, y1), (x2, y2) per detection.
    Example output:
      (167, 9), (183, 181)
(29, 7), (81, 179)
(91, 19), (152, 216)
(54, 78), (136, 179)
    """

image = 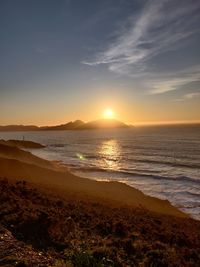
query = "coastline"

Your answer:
(0, 139), (186, 218)
(1, 140), (200, 266)
(1, 126), (199, 220)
